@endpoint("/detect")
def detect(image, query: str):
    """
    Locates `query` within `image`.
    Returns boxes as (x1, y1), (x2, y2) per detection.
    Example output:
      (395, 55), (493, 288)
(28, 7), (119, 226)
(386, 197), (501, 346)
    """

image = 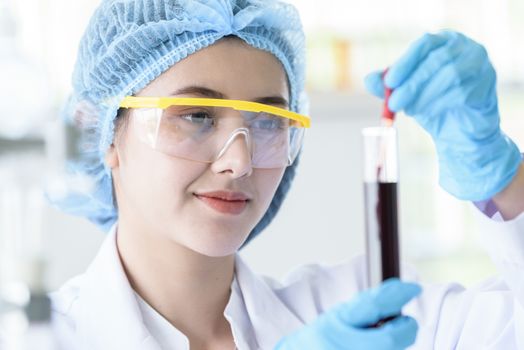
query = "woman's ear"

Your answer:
(105, 144), (120, 169)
